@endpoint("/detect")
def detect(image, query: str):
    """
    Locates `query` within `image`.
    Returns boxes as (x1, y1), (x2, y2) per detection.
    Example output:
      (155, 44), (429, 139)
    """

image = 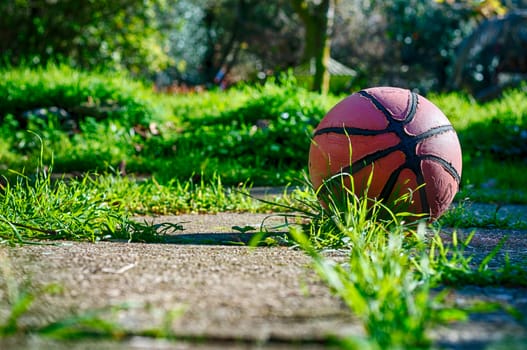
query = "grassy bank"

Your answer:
(1, 66), (526, 200)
